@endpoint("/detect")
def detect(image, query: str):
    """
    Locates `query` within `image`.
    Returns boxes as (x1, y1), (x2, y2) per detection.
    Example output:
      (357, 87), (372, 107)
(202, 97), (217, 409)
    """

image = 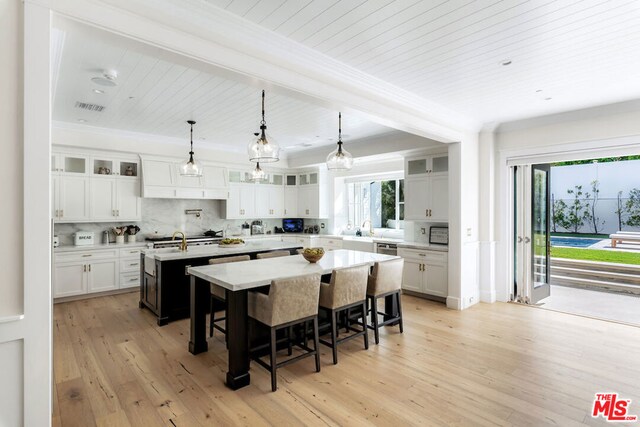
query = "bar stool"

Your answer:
(248, 274), (321, 392)
(256, 250), (291, 259)
(208, 255), (250, 337)
(367, 258), (405, 344)
(318, 265), (369, 364)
